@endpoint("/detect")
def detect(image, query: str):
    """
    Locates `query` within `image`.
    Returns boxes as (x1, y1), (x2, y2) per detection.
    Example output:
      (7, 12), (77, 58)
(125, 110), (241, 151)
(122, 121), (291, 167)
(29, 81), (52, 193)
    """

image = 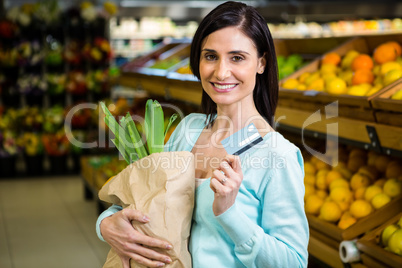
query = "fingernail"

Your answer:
(157, 263), (165, 267)
(166, 244), (172, 249)
(165, 257), (172, 263)
(142, 215), (150, 222)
